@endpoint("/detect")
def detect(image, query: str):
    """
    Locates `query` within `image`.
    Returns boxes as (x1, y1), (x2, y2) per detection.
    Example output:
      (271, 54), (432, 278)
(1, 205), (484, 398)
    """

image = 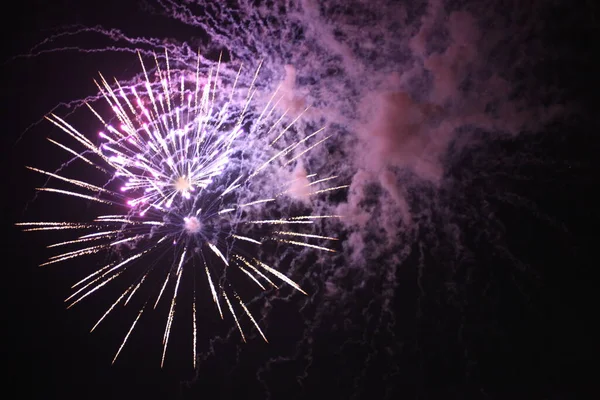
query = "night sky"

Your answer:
(3, 0), (598, 399)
